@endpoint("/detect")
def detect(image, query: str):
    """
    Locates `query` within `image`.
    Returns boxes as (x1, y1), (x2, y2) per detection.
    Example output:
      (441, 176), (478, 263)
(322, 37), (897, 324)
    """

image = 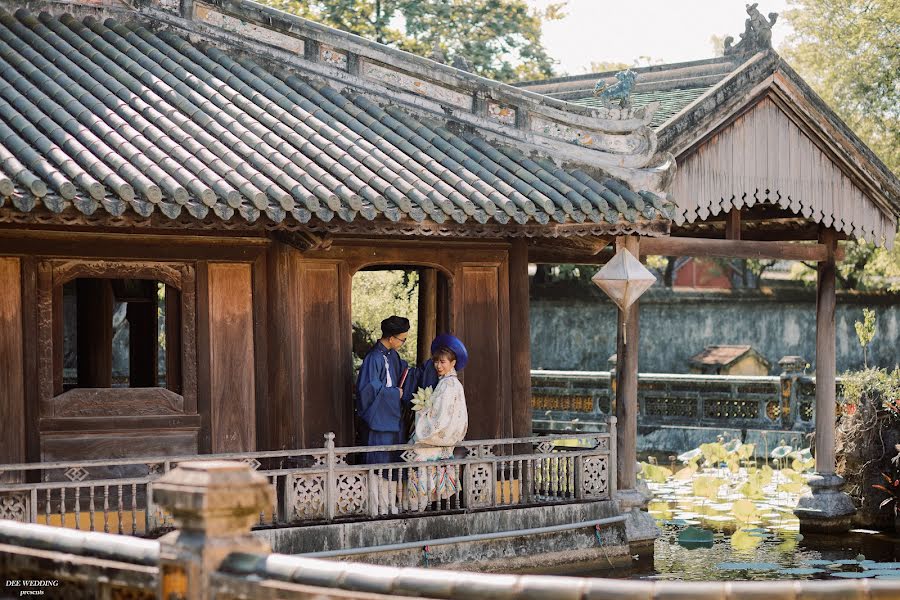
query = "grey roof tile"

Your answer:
(0, 8), (670, 231)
